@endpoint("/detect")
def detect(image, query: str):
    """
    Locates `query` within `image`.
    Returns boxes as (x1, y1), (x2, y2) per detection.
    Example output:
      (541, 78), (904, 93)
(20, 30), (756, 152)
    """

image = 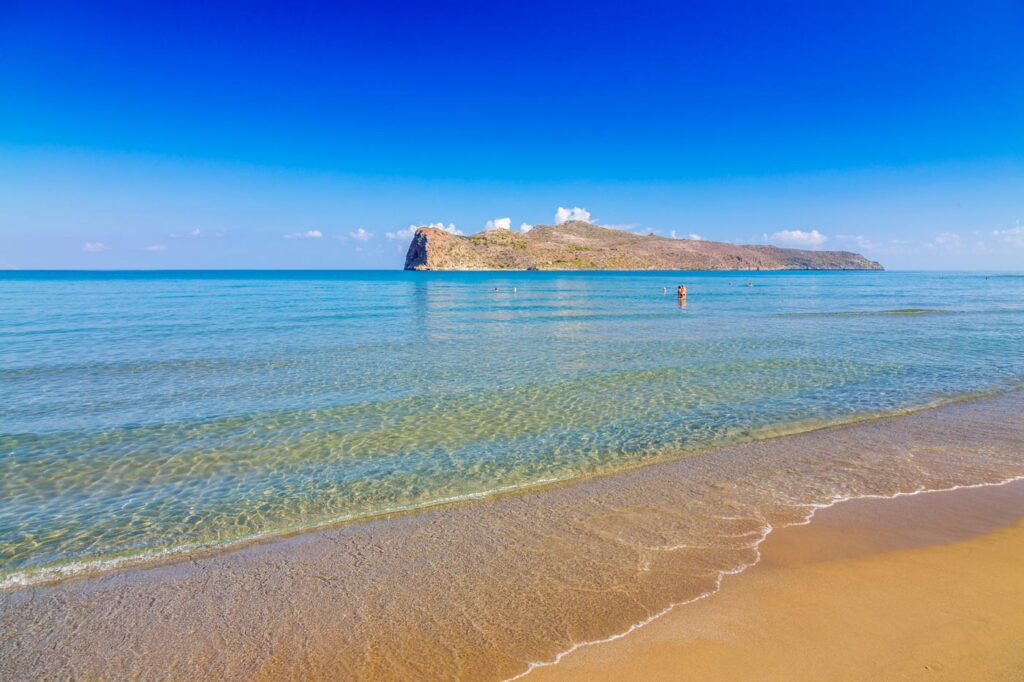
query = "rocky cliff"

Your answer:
(403, 222), (884, 271)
